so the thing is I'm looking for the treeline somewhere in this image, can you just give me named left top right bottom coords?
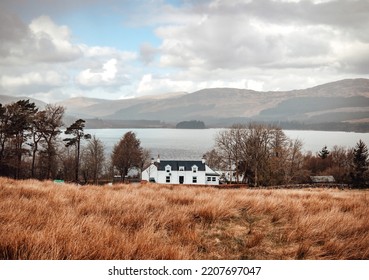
left=0, top=100, right=149, bottom=183
left=1, top=100, right=368, bottom=188
left=272, top=121, right=369, bottom=133
left=0, top=100, right=64, bottom=180
left=204, top=123, right=369, bottom=188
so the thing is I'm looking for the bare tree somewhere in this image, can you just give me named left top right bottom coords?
left=203, top=148, right=224, bottom=170
left=286, top=139, right=305, bottom=183
left=58, top=145, right=76, bottom=181
left=81, top=135, right=105, bottom=184
left=139, top=148, right=152, bottom=171
left=242, top=124, right=272, bottom=186
left=324, top=145, right=352, bottom=183
left=215, top=123, right=304, bottom=186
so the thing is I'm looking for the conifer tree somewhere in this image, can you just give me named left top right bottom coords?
left=63, top=119, right=91, bottom=182
left=351, top=140, right=369, bottom=188
left=318, top=145, right=330, bottom=159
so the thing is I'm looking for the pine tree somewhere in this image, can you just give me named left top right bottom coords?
left=318, top=145, right=330, bottom=159
left=351, top=140, right=369, bottom=188
left=63, top=119, right=91, bottom=182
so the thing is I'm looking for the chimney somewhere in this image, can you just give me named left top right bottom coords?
left=202, top=157, right=206, bottom=164
left=151, top=158, right=154, bottom=164
left=157, top=154, right=160, bottom=163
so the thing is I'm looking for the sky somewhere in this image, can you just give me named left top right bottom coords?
left=1, top=0, right=369, bottom=103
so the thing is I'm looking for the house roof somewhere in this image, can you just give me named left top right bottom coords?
left=310, top=176, right=335, bottom=183
left=206, top=172, right=220, bottom=177
left=156, top=160, right=206, bottom=171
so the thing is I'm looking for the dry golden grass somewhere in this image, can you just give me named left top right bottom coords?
left=0, top=177, right=368, bottom=260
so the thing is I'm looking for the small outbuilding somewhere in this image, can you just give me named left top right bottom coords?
left=310, top=176, right=335, bottom=184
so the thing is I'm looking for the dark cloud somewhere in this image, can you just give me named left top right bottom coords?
left=156, top=0, right=369, bottom=75
left=0, top=7, right=28, bottom=58
left=1, top=0, right=369, bottom=100
left=208, top=0, right=369, bottom=28
left=0, top=7, right=82, bottom=64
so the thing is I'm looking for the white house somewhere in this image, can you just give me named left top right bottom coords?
left=142, top=158, right=220, bottom=185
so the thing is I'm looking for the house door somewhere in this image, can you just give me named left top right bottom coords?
left=179, top=176, right=184, bottom=184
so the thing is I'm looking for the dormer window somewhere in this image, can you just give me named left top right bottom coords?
left=192, top=165, right=198, bottom=173
left=165, top=165, right=171, bottom=173
left=179, top=166, right=185, bottom=171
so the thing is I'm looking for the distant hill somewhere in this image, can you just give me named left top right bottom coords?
left=1, top=79, right=369, bottom=131
left=102, top=79, right=369, bottom=128
left=56, top=92, right=188, bottom=118
left=0, top=95, right=47, bottom=109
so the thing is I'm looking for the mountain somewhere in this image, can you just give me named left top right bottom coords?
left=103, top=78, right=369, bottom=125
left=0, top=95, right=47, bottom=109
left=57, top=92, right=187, bottom=118
left=1, top=79, right=369, bottom=130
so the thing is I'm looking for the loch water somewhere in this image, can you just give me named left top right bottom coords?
left=85, top=128, right=369, bottom=159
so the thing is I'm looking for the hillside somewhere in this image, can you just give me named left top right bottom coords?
left=0, top=178, right=368, bottom=260
left=102, top=79, right=369, bottom=124
left=0, top=95, right=47, bottom=109
left=1, top=78, right=369, bottom=129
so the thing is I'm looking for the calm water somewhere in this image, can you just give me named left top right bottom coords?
left=85, top=128, right=369, bottom=159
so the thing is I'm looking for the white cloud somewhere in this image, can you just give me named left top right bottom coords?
left=81, top=45, right=137, bottom=60
left=28, top=15, right=81, bottom=61
left=76, top=58, right=119, bottom=87
left=137, top=73, right=264, bottom=96
left=0, top=9, right=139, bottom=101
left=137, top=74, right=194, bottom=95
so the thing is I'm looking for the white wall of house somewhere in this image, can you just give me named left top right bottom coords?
left=158, top=169, right=207, bottom=185
left=142, top=164, right=158, bottom=182
left=205, top=165, right=220, bottom=185
left=142, top=162, right=219, bottom=185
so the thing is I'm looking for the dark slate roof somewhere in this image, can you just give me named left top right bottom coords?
left=156, top=160, right=206, bottom=171
left=206, top=172, right=220, bottom=176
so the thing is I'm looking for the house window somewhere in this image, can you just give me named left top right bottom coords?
left=166, top=176, right=170, bottom=183
left=212, top=177, right=216, bottom=181
left=192, top=165, right=198, bottom=173
left=193, top=176, right=197, bottom=183
left=165, top=165, right=171, bottom=173
left=179, top=166, right=185, bottom=171
left=207, top=177, right=211, bottom=181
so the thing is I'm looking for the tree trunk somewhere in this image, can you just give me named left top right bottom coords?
left=31, top=141, right=38, bottom=178
left=75, top=138, right=80, bottom=182
left=254, top=166, right=258, bottom=187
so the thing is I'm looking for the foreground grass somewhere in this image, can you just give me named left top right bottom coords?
left=0, top=178, right=368, bottom=260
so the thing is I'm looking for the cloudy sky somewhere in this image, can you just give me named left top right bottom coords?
left=1, top=0, right=369, bottom=102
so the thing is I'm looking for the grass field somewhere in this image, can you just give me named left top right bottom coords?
left=0, top=177, right=368, bottom=260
